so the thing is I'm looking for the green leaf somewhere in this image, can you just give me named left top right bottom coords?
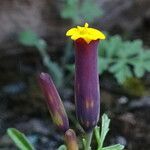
left=61, top=0, right=80, bottom=24
left=143, top=60, right=150, bottom=71
left=134, top=63, right=145, bottom=78
left=19, top=30, right=63, bottom=87
left=102, top=144, right=124, bottom=150
left=99, top=57, right=110, bottom=74
left=121, top=40, right=142, bottom=57
left=106, top=35, right=122, bottom=58
left=100, top=114, right=110, bottom=148
left=142, top=50, right=150, bottom=60
left=114, top=66, right=132, bottom=84
left=57, top=145, right=67, bottom=150
left=7, top=128, right=34, bottom=150
left=98, top=34, right=148, bottom=84
left=79, top=0, right=103, bottom=23
left=109, top=62, right=126, bottom=73
left=109, top=61, right=132, bottom=84
left=45, top=60, right=63, bottom=87
left=99, top=35, right=122, bottom=58
left=61, top=0, right=103, bottom=24
left=19, top=31, right=47, bottom=51
left=19, top=31, right=39, bottom=46
left=94, top=114, right=124, bottom=150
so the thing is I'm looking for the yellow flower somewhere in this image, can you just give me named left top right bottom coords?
left=66, top=23, right=106, bottom=43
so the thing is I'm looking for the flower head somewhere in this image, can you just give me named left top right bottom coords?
left=66, top=23, right=105, bottom=43
left=66, top=23, right=105, bottom=132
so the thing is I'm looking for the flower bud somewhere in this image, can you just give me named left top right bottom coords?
left=65, top=129, right=78, bottom=150
left=38, top=72, right=69, bottom=132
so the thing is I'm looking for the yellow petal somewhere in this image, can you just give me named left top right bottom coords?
left=66, top=23, right=106, bottom=43
left=66, top=28, right=78, bottom=36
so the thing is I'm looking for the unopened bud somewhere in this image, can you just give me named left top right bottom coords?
left=65, top=129, right=78, bottom=150
left=38, top=72, right=69, bottom=132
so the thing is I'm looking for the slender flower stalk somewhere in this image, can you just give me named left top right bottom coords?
left=66, top=23, right=105, bottom=132
left=65, top=129, right=79, bottom=150
left=38, top=72, right=69, bottom=132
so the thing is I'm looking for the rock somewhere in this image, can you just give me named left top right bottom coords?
left=98, top=0, right=150, bottom=32
left=0, top=0, right=49, bottom=44
left=118, top=96, right=128, bottom=105
left=0, top=134, right=16, bottom=150
left=1, top=81, right=27, bottom=95
left=110, top=135, right=127, bottom=147
left=0, top=0, right=150, bottom=50
left=15, top=118, right=51, bottom=135
left=128, top=96, right=150, bottom=110
left=118, top=113, right=136, bottom=126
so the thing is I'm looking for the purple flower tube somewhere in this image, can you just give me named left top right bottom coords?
left=75, top=39, right=100, bottom=131
left=38, top=72, right=69, bottom=133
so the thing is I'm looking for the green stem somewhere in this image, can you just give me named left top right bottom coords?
left=85, top=131, right=93, bottom=150
left=37, top=46, right=63, bottom=87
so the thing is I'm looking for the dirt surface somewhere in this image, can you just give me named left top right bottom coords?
left=0, top=48, right=149, bottom=149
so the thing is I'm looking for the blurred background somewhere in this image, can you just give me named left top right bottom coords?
left=0, top=0, right=150, bottom=149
